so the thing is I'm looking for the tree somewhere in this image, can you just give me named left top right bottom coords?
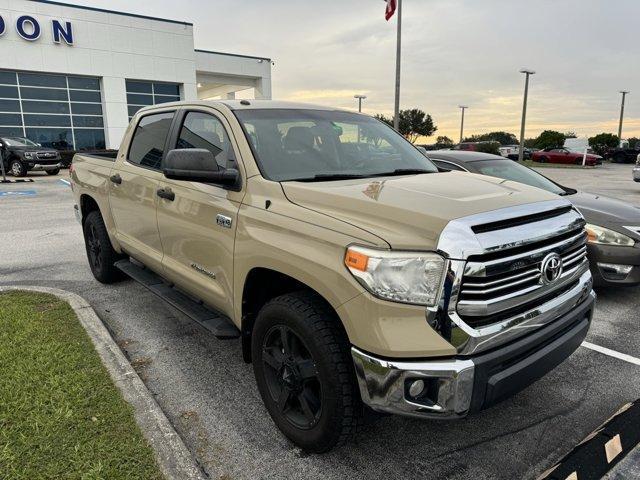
left=588, top=133, right=619, bottom=156
left=463, top=131, right=518, bottom=146
left=564, top=131, right=578, bottom=139
left=397, top=109, right=437, bottom=143
left=373, top=109, right=437, bottom=143
left=534, top=130, right=566, bottom=150
left=627, top=137, right=639, bottom=149
left=436, top=135, right=454, bottom=147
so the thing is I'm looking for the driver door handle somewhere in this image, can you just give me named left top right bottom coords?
left=109, top=173, right=122, bottom=184
left=157, top=187, right=175, bottom=201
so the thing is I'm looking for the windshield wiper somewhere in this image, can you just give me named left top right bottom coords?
left=288, top=173, right=369, bottom=182
left=370, top=168, right=435, bottom=177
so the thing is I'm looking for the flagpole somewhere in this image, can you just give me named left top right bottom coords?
left=393, top=0, right=402, bottom=130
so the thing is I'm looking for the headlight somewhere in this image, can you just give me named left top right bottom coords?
left=585, top=224, right=635, bottom=247
left=344, top=246, right=446, bottom=306
left=23, top=152, right=34, bottom=159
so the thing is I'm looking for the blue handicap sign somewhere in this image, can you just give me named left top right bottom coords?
left=0, top=190, right=37, bottom=197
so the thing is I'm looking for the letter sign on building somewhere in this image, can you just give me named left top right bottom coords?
left=0, top=13, right=73, bottom=45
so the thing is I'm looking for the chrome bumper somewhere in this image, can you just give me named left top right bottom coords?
left=352, top=286, right=595, bottom=419
left=352, top=347, right=475, bottom=419
left=30, top=162, right=61, bottom=171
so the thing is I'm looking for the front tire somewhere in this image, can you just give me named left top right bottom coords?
left=252, top=291, right=363, bottom=453
left=46, top=168, right=60, bottom=175
left=10, top=159, right=26, bottom=177
left=83, top=210, right=123, bottom=283
left=538, top=156, right=548, bottom=163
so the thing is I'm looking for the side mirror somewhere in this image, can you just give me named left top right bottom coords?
left=163, top=148, right=240, bottom=188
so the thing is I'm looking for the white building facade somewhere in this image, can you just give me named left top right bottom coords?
left=0, top=0, right=272, bottom=149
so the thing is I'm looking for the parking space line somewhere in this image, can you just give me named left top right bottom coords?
left=582, top=342, right=640, bottom=367
left=58, top=179, right=71, bottom=187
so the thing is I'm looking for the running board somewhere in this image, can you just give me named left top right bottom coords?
left=114, top=259, right=240, bottom=339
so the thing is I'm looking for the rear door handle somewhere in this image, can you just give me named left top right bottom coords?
left=157, top=187, right=175, bottom=201
left=110, top=173, right=122, bottom=184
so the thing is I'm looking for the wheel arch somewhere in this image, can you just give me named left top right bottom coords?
left=240, top=267, right=347, bottom=363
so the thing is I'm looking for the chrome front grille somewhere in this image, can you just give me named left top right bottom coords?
left=457, top=227, right=588, bottom=328
left=36, top=152, right=57, bottom=159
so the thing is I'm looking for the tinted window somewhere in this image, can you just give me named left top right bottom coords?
left=473, top=159, right=565, bottom=195
left=176, top=112, right=234, bottom=169
left=125, top=80, right=153, bottom=94
left=432, top=159, right=465, bottom=171
left=70, top=90, right=101, bottom=103
left=74, top=129, right=106, bottom=150
left=25, top=128, right=73, bottom=149
left=128, top=112, right=174, bottom=170
left=18, top=72, right=67, bottom=88
left=0, top=85, right=19, bottom=98
left=153, top=83, right=180, bottom=96
left=0, top=71, right=17, bottom=85
left=20, top=87, right=68, bottom=101
left=72, top=116, right=104, bottom=128
left=71, top=103, right=102, bottom=115
left=22, top=101, right=69, bottom=114
left=24, top=114, right=72, bottom=127
left=0, top=113, right=22, bottom=126
left=68, top=77, right=100, bottom=90
left=0, top=127, right=25, bottom=136
left=0, top=99, right=20, bottom=112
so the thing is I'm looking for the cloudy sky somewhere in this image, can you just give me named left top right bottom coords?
left=69, top=0, right=640, bottom=142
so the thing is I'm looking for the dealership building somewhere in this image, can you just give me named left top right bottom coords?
left=0, top=0, right=272, bottom=150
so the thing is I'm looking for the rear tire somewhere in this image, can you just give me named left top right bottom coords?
left=46, top=168, right=60, bottom=175
left=83, top=210, right=123, bottom=284
left=538, top=156, right=548, bottom=163
left=252, top=291, right=363, bottom=453
left=10, top=159, right=26, bottom=177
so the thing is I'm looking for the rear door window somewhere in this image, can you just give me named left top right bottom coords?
left=128, top=111, right=174, bottom=170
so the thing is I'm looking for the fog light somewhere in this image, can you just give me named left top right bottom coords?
left=598, top=262, right=633, bottom=280
left=408, top=379, right=425, bottom=398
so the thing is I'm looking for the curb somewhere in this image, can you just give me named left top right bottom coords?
left=0, top=286, right=207, bottom=480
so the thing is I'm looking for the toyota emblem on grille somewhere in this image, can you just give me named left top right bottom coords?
left=540, top=252, right=563, bottom=284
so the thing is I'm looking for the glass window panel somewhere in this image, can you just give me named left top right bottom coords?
left=0, top=71, right=17, bottom=85
left=128, top=111, right=174, bottom=169
left=71, top=103, right=102, bottom=115
left=154, top=95, right=180, bottom=105
left=22, top=101, right=69, bottom=114
left=24, top=114, right=71, bottom=127
left=0, top=113, right=24, bottom=126
left=74, top=129, right=106, bottom=150
left=68, top=76, right=100, bottom=90
left=0, top=85, right=19, bottom=98
left=25, top=128, right=73, bottom=149
left=20, top=86, right=68, bottom=101
left=0, top=126, right=24, bottom=136
left=128, top=105, right=143, bottom=117
left=19, top=72, right=67, bottom=88
left=127, top=93, right=154, bottom=106
left=72, top=116, right=103, bottom=128
left=0, top=99, right=21, bottom=112
left=70, top=89, right=101, bottom=103
left=153, top=83, right=180, bottom=96
left=126, top=80, right=152, bottom=94
left=176, top=111, right=234, bottom=169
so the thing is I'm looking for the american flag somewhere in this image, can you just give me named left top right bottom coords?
left=385, top=0, right=397, bottom=20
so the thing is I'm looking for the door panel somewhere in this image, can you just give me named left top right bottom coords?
left=109, top=161, right=164, bottom=272
left=157, top=181, right=240, bottom=317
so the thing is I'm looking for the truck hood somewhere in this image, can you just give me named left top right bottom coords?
left=281, top=172, right=564, bottom=249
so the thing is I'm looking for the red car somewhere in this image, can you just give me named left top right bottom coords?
left=531, top=147, right=602, bottom=166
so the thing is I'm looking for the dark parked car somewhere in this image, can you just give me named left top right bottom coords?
left=427, top=150, right=640, bottom=286
left=531, top=147, right=602, bottom=166
left=0, top=136, right=62, bottom=177
left=605, top=146, right=640, bottom=164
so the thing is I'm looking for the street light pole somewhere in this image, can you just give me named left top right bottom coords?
left=458, top=106, right=468, bottom=143
left=618, top=91, right=629, bottom=141
left=354, top=94, right=367, bottom=113
left=393, top=0, right=402, bottom=130
left=518, top=69, right=535, bottom=162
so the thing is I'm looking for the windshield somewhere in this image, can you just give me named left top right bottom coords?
left=1, top=137, right=39, bottom=147
left=234, top=109, right=438, bottom=181
left=472, top=159, right=566, bottom=195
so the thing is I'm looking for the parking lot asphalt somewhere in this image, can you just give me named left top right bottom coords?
left=1, top=165, right=639, bottom=480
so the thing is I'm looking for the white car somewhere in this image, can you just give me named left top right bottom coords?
left=633, top=154, right=640, bottom=182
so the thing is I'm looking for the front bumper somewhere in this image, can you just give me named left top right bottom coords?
left=27, top=162, right=61, bottom=171
left=352, top=290, right=595, bottom=419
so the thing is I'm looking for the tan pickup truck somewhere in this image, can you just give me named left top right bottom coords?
left=71, top=100, right=595, bottom=452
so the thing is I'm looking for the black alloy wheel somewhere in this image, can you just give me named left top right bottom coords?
left=261, top=324, right=322, bottom=429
